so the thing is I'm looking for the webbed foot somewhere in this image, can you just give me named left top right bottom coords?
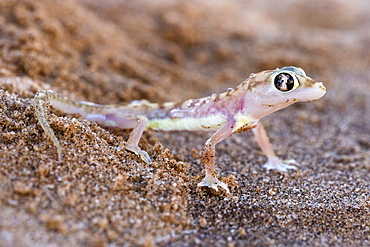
left=263, top=157, right=298, bottom=172
left=197, top=173, right=230, bottom=194
left=119, top=145, right=151, bottom=164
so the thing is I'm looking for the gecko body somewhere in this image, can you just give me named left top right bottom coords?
left=34, top=66, right=326, bottom=193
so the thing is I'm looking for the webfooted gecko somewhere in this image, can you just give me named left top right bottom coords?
left=34, top=66, right=326, bottom=193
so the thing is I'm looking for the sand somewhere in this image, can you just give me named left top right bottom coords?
left=0, top=0, right=369, bottom=246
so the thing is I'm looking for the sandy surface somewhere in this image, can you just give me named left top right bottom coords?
left=0, top=0, right=369, bottom=246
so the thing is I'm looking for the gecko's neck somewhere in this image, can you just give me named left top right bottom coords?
left=242, top=92, right=295, bottom=120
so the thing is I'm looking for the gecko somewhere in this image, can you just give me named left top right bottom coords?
left=34, top=66, right=326, bottom=193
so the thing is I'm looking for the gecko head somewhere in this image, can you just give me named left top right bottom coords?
left=247, top=66, right=326, bottom=112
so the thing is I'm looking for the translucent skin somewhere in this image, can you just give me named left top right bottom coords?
left=34, top=66, right=326, bottom=193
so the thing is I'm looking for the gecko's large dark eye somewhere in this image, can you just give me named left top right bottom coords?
left=274, top=73, right=295, bottom=92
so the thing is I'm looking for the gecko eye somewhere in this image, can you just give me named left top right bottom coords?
left=274, top=73, right=295, bottom=92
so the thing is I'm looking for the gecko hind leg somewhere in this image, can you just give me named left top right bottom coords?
left=34, top=90, right=151, bottom=164
left=111, top=114, right=151, bottom=164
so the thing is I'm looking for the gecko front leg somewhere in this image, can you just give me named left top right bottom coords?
left=252, top=122, right=297, bottom=171
left=197, top=117, right=236, bottom=193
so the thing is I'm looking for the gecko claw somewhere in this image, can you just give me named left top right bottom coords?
left=198, top=173, right=230, bottom=194
left=121, top=145, right=151, bottom=164
left=263, top=158, right=298, bottom=172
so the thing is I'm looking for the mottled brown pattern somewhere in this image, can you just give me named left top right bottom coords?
left=247, top=79, right=268, bottom=91
left=234, top=124, right=255, bottom=133
left=301, top=77, right=319, bottom=88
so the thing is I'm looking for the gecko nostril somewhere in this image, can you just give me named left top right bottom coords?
left=318, top=82, right=326, bottom=91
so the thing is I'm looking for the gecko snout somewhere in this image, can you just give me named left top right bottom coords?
left=318, top=82, right=326, bottom=91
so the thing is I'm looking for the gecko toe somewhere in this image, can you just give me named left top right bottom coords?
left=263, top=158, right=298, bottom=172
left=122, top=145, right=151, bottom=164
left=198, top=174, right=230, bottom=194
left=139, top=150, right=151, bottom=164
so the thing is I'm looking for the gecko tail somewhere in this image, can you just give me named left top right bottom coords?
left=34, top=90, right=63, bottom=162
